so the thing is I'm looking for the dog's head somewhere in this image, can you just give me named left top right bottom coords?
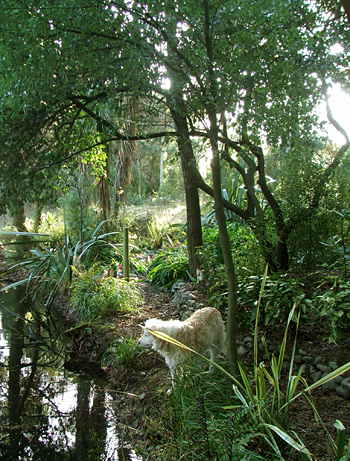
left=138, top=318, right=180, bottom=353
left=138, top=319, right=164, bottom=349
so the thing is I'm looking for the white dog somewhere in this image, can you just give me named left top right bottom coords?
left=138, top=307, right=226, bottom=386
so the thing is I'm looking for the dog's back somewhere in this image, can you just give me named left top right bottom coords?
left=183, top=307, right=226, bottom=354
left=139, top=307, right=226, bottom=385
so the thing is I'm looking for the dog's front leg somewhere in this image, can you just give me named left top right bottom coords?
left=166, top=368, right=176, bottom=395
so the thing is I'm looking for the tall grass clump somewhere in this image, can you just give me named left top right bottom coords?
left=101, top=337, right=143, bottom=368
left=165, top=363, right=263, bottom=460
left=69, top=264, right=141, bottom=322
left=148, top=246, right=189, bottom=287
left=2, top=221, right=124, bottom=305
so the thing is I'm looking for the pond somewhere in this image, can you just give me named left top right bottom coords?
left=0, top=286, right=142, bottom=460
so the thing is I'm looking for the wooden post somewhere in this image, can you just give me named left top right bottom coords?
left=123, top=227, right=130, bottom=281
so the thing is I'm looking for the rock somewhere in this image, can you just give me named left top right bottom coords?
left=294, top=354, right=303, bottom=364
left=336, top=386, right=350, bottom=399
left=238, top=346, right=248, bottom=357
left=314, top=356, right=323, bottom=365
left=243, top=336, right=253, bottom=343
left=311, top=371, right=323, bottom=382
left=322, top=372, right=337, bottom=389
left=316, top=364, right=332, bottom=373
left=341, top=377, right=350, bottom=391
left=302, top=356, right=314, bottom=364
left=298, top=349, right=307, bottom=356
left=335, top=376, right=344, bottom=384
left=328, top=361, right=339, bottom=371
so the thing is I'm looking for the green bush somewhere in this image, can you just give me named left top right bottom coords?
left=198, top=223, right=265, bottom=312
left=148, top=246, right=189, bottom=287
left=101, top=337, right=142, bottom=368
left=237, top=274, right=306, bottom=327
left=37, top=210, right=65, bottom=247
left=236, top=270, right=350, bottom=340
left=69, top=264, right=141, bottom=322
left=311, top=274, right=350, bottom=343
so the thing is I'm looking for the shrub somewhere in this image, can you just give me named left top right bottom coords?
left=69, top=264, right=141, bottom=322
left=148, top=246, right=189, bottom=287
left=237, top=274, right=306, bottom=327
left=37, top=210, right=65, bottom=247
left=312, top=273, right=350, bottom=343
left=101, top=337, right=142, bottom=368
left=198, top=223, right=265, bottom=312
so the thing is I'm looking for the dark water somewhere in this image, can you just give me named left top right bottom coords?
left=0, top=287, right=141, bottom=460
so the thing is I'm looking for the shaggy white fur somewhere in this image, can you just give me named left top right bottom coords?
left=138, top=307, right=226, bottom=386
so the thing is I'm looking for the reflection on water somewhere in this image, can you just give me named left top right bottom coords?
left=0, top=287, right=141, bottom=460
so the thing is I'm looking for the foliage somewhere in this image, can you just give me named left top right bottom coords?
left=1, top=221, right=124, bottom=307
left=312, top=273, right=350, bottom=343
left=101, top=336, right=142, bottom=368
left=148, top=246, right=190, bottom=287
left=334, top=420, right=350, bottom=461
left=37, top=210, right=65, bottom=246
left=59, top=188, right=104, bottom=245
left=167, top=364, right=260, bottom=460
left=69, top=264, right=141, bottom=322
left=146, top=217, right=185, bottom=250
left=235, top=269, right=350, bottom=341
left=197, top=223, right=265, bottom=312
left=1, top=0, right=349, bottom=278
left=237, top=274, right=306, bottom=327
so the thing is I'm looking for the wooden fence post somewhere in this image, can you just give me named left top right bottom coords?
left=123, top=227, right=130, bottom=281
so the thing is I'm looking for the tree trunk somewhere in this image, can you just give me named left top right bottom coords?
left=33, top=201, right=43, bottom=232
left=211, top=141, right=240, bottom=378
left=202, top=0, right=240, bottom=376
left=180, top=153, right=203, bottom=278
left=11, top=202, right=28, bottom=232
left=171, top=108, right=203, bottom=278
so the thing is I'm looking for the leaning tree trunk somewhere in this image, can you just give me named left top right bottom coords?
left=171, top=108, right=203, bottom=278
left=203, top=0, right=239, bottom=376
left=211, top=138, right=240, bottom=378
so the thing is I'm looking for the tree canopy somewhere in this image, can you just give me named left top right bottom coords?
left=1, top=0, right=349, bottom=261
